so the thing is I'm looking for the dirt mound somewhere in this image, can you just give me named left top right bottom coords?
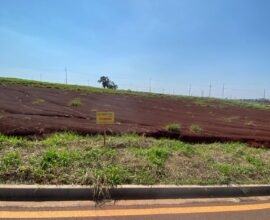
left=1, top=83, right=270, bottom=147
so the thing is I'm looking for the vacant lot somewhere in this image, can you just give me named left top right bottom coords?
left=0, top=78, right=270, bottom=147
left=0, top=133, right=269, bottom=185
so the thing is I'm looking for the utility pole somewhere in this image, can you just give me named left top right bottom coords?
left=65, top=67, right=68, bottom=84
left=149, top=78, right=152, bottom=93
left=222, top=83, right=225, bottom=99
left=209, top=82, right=212, bottom=97
left=189, top=84, right=191, bottom=96
left=201, top=90, right=204, bottom=97
left=40, top=73, right=42, bottom=81
left=263, top=89, right=266, bottom=100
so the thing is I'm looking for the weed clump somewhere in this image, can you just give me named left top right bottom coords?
left=68, top=98, right=82, bottom=107
left=164, top=123, right=181, bottom=133
left=190, top=124, right=203, bottom=134
left=0, top=151, right=21, bottom=172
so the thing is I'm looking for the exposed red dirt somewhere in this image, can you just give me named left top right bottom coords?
left=1, top=84, right=270, bottom=147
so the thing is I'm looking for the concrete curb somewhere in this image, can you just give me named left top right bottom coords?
left=0, top=185, right=270, bottom=201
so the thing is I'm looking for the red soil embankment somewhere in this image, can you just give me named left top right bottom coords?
left=0, top=84, right=270, bottom=147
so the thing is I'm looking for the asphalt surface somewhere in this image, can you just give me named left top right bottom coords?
left=1, top=198, right=270, bottom=219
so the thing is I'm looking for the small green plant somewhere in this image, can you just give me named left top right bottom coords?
left=146, top=147, right=169, bottom=167
left=190, top=124, right=203, bottom=134
left=68, top=98, right=81, bottom=107
left=164, top=123, right=181, bottom=133
left=0, top=151, right=21, bottom=172
left=215, top=163, right=234, bottom=176
left=181, top=144, right=196, bottom=158
left=85, top=148, right=116, bottom=161
left=94, top=165, right=128, bottom=185
left=245, top=156, right=264, bottom=167
left=40, top=147, right=81, bottom=171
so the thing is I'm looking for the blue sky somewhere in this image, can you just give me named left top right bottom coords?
left=0, top=0, right=270, bottom=99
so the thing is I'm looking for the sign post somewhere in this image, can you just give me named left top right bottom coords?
left=96, top=112, right=115, bottom=147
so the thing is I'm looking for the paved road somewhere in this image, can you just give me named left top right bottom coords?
left=1, top=198, right=270, bottom=219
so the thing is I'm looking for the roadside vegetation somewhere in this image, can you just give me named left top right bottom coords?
left=0, top=132, right=269, bottom=186
left=1, top=77, right=269, bottom=111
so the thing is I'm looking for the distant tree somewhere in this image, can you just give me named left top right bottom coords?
left=98, top=76, right=110, bottom=88
left=98, top=76, right=118, bottom=90
left=107, top=81, right=118, bottom=89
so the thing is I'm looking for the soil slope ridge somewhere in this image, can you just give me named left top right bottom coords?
left=0, top=81, right=270, bottom=147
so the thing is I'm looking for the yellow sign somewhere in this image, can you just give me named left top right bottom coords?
left=96, top=112, right=115, bottom=125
